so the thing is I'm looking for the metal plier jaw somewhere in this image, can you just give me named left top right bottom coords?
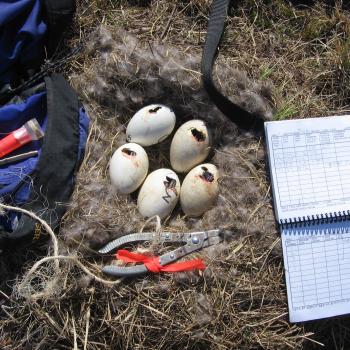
left=98, top=229, right=223, bottom=277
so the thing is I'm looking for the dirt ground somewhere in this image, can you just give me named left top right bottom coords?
left=1, top=0, right=350, bottom=349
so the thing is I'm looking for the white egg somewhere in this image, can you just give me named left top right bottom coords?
left=180, top=163, right=219, bottom=217
left=170, top=119, right=211, bottom=173
left=109, top=143, right=149, bottom=194
left=137, top=168, right=180, bottom=219
left=126, top=104, right=176, bottom=146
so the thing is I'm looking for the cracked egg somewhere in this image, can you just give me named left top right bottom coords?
left=170, top=119, right=211, bottom=173
left=109, top=143, right=149, bottom=194
left=180, top=163, right=219, bottom=217
left=137, top=168, right=180, bottom=219
left=126, top=104, right=176, bottom=146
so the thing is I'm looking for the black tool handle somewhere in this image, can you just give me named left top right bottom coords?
left=102, top=265, right=148, bottom=277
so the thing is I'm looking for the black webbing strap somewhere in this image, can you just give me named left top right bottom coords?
left=7, top=73, right=79, bottom=240
left=43, top=0, right=76, bottom=57
left=201, top=0, right=264, bottom=130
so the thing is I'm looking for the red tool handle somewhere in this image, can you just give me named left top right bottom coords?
left=0, top=119, right=43, bottom=159
left=116, top=249, right=206, bottom=273
left=0, top=133, right=24, bottom=158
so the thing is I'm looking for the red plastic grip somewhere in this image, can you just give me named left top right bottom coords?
left=0, top=133, right=23, bottom=158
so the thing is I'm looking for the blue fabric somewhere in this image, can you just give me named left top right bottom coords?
left=0, top=91, right=46, bottom=133
left=0, top=92, right=89, bottom=231
left=0, top=92, right=46, bottom=230
left=0, top=0, right=47, bottom=86
left=78, top=106, right=89, bottom=171
left=0, top=92, right=46, bottom=195
left=0, top=1, right=86, bottom=233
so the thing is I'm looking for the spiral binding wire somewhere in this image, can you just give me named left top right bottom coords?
left=280, top=210, right=350, bottom=229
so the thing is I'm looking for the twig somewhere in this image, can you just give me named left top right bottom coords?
left=161, top=5, right=177, bottom=41
left=72, top=317, right=78, bottom=350
left=84, top=297, right=92, bottom=350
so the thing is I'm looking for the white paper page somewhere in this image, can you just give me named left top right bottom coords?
left=282, top=221, right=350, bottom=322
left=265, top=115, right=350, bottom=222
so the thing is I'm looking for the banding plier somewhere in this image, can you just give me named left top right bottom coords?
left=98, top=229, right=223, bottom=277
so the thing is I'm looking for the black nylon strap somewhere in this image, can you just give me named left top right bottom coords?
left=201, top=0, right=264, bottom=130
left=8, top=73, right=79, bottom=240
left=43, top=0, right=76, bottom=57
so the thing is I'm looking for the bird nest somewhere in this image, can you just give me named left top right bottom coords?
left=2, top=1, right=350, bottom=349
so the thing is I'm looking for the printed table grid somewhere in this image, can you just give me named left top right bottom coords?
left=267, top=118, right=350, bottom=321
left=272, top=134, right=350, bottom=211
left=285, top=233, right=350, bottom=310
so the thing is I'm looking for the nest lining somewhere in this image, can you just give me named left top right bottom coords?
left=5, top=0, right=350, bottom=345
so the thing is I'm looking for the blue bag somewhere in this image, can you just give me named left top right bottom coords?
left=0, top=0, right=75, bottom=95
left=0, top=0, right=46, bottom=90
left=0, top=75, right=89, bottom=241
left=0, top=0, right=88, bottom=246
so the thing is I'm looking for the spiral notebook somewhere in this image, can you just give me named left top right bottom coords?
left=265, top=115, right=350, bottom=322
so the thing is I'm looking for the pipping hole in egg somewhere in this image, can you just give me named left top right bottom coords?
left=164, top=176, right=177, bottom=190
left=122, top=148, right=137, bottom=156
left=200, top=167, right=214, bottom=182
left=162, top=176, right=178, bottom=203
left=149, top=106, right=162, bottom=113
left=191, top=128, right=206, bottom=142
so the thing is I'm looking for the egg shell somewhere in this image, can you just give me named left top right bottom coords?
left=109, top=143, right=149, bottom=194
left=137, top=168, right=180, bottom=219
left=180, top=163, right=219, bottom=217
left=170, top=119, right=211, bottom=173
left=126, top=104, right=176, bottom=146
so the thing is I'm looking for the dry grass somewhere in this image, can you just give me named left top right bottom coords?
left=1, top=0, right=350, bottom=349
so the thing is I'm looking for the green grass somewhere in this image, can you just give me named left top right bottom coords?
left=274, top=103, right=299, bottom=120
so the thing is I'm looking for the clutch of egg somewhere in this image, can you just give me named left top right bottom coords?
left=170, top=119, right=211, bottom=173
left=126, top=104, right=176, bottom=146
left=180, top=163, right=219, bottom=217
left=109, top=143, right=149, bottom=194
left=138, top=168, right=180, bottom=219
